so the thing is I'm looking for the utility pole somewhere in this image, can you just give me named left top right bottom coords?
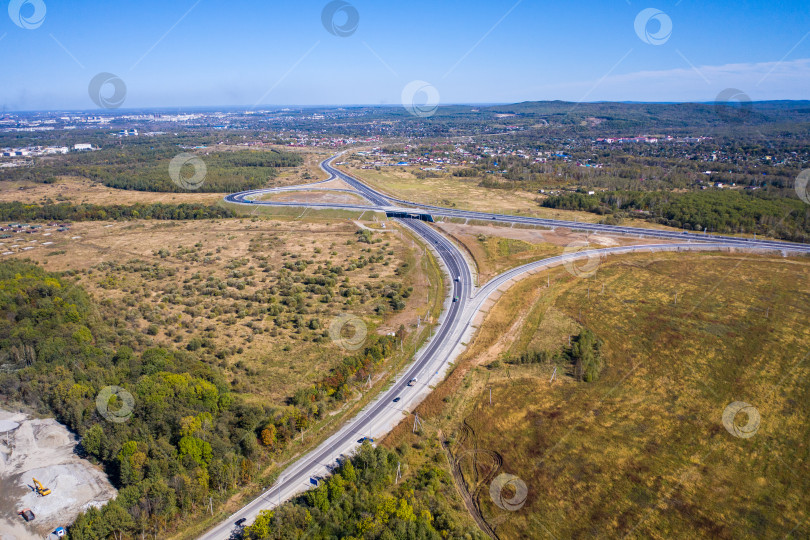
left=395, top=463, right=401, bottom=484
left=489, top=387, right=492, bottom=405
left=550, top=366, right=557, bottom=383
left=413, top=414, right=423, bottom=433
left=674, top=292, right=678, bottom=305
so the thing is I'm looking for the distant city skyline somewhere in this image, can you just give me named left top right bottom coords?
left=0, top=0, right=808, bottom=111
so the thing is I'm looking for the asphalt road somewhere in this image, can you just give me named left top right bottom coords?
left=227, top=155, right=810, bottom=255
left=202, top=154, right=810, bottom=539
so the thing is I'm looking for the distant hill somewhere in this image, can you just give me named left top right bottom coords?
left=477, top=100, right=810, bottom=133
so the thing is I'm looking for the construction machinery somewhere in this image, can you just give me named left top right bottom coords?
left=33, top=477, right=51, bottom=496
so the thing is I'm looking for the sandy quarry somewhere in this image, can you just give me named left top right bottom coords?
left=0, top=409, right=117, bottom=540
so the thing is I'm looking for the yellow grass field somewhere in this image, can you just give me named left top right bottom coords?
left=386, top=250, right=810, bottom=539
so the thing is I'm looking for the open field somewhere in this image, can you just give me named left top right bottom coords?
left=340, top=163, right=688, bottom=231
left=342, top=164, right=569, bottom=218
left=0, top=176, right=224, bottom=206
left=6, top=217, right=429, bottom=404
left=223, top=202, right=386, bottom=221
left=435, top=221, right=672, bottom=283
left=385, top=251, right=810, bottom=539
left=258, top=190, right=370, bottom=206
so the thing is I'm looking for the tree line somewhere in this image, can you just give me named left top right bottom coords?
left=243, top=442, right=487, bottom=539
left=541, top=189, right=810, bottom=242
left=507, top=328, right=604, bottom=382
left=0, top=201, right=234, bottom=222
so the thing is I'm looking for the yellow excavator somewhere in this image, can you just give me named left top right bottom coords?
left=32, top=478, right=51, bottom=497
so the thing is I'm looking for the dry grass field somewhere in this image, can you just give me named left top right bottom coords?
left=6, top=217, right=434, bottom=406
left=340, top=162, right=687, bottom=234
left=385, top=249, right=810, bottom=539
left=435, top=221, right=673, bottom=283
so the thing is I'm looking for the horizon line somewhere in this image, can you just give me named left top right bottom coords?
left=5, top=98, right=810, bottom=115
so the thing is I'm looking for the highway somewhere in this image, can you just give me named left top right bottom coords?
left=202, top=154, right=810, bottom=539
left=228, top=155, right=810, bottom=254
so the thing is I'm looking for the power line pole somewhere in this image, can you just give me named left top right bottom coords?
left=412, top=414, right=424, bottom=433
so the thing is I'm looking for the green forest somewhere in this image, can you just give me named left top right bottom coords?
left=1, top=143, right=302, bottom=193
left=243, top=442, right=486, bottom=539
left=541, top=189, right=810, bottom=242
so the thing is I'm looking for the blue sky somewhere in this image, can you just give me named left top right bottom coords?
left=1, top=0, right=808, bottom=110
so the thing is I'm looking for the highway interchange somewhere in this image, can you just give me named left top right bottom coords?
left=203, top=154, right=810, bottom=539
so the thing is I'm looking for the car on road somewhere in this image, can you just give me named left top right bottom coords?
left=453, top=296, right=458, bottom=302
left=407, top=378, right=417, bottom=386
left=454, top=276, right=460, bottom=281
left=235, top=518, right=247, bottom=527
left=393, top=397, right=401, bottom=403
left=357, top=437, right=374, bottom=444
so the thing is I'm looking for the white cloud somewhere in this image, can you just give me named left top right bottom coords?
left=519, top=58, right=810, bottom=102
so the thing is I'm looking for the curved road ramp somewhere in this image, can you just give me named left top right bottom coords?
left=200, top=155, right=810, bottom=539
